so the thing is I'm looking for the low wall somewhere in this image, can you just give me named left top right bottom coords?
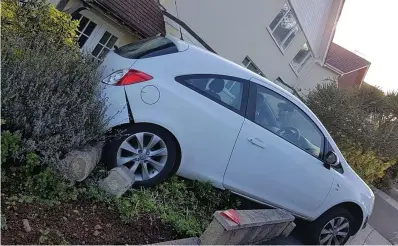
left=157, top=208, right=296, bottom=245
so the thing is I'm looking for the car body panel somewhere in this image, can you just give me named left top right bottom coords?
left=101, top=84, right=129, bottom=128
left=223, top=118, right=334, bottom=218
left=100, top=35, right=374, bottom=226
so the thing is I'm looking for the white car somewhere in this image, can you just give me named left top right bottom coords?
left=100, top=35, right=374, bottom=245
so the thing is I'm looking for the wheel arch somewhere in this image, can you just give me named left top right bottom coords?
left=109, top=122, right=182, bottom=175
left=323, top=202, right=364, bottom=235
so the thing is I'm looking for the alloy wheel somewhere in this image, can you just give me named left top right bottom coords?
left=319, top=217, right=350, bottom=245
left=116, top=132, right=168, bottom=181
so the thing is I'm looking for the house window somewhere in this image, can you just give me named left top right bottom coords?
left=72, top=13, right=97, bottom=48
left=242, top=56, right=265, bottom=77
left=268, top=3, right=300, bottom=51
left=91, top=31, right=118, bottom=60
left=290, top=43, right=312, bottom=74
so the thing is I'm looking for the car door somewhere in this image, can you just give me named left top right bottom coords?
left=164, top=75, right=249, bottom=187
left=223, top=80, right=334, bottom=217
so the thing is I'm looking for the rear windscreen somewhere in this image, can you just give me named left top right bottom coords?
left=115, top=36, right=178, bottom=59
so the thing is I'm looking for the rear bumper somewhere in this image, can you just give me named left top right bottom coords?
left=100, top=83, right=130, bottom=129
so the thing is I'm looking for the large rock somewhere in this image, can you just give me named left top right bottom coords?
left=98, top=166, right=135, bottom=197
left=60, top=142, right=103, bottom=182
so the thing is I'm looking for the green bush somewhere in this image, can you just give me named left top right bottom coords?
left=1, top=130, right=21, bottom=164
left=341, top=143, right=394, bottom=184
left=1, top=0, right=107, bottom=168
left=306, top=83, right=398, bottom=186
left=20, top=153, right=80, bottom=202
left=1, top=0, right=79, bottom=47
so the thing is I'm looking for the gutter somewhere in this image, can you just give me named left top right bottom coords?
left=324, top=63, right=344, bottom=75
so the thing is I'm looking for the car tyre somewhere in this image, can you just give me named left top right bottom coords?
left=306, top=207, right=354, bottom=245
left=102, top=123, right=178, bottom=187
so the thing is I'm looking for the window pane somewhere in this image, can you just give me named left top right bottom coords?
left=91, top=44, right=103, bottom=57
left=179, top=76, right=244, bottom=111
left=78, top=16, right=89, bottom=32
left=247, top=63, right=259, bottom=73
left=225, top=80, right=234, bottom=89
left=298, top=54, right=312, bottom=72
left=77, top=35, right=88, bottom=48
left=272, top=10, right=298, bottom=47
left=99, top=31, right=111, bottom=45
left=282, top=26, right=299, bottom=49
left=71, top=12, right=81, bottom=21
left=84, top=21, right=97, bottom=36
left=269, top=3, right=289, bottom=31
left=116, top=37, right=178, bottom=59
left=186, top=78, right=212, bottom=91
left=294, top=43, right=310, bottom=63
left=106, top=36, right=118, bottom=48
left=242, top=57, right=250, bottom=66
left=291, top=43, right=311, bottom=73
left=254, top=85, right=323, bottom=157
left=99, top=48, right=110, bottom=60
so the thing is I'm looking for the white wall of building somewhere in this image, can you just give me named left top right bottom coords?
left=298, top=63, right=339, bottom=94
left=160, top=0, right=338, bottom=95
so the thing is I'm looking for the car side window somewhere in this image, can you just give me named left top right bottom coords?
left=175, top=75, right=248, bottom=114
left=251, top=84, right=324, bottom=158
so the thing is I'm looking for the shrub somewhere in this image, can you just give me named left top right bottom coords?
left=306, top=83, right=398, bottom=185
left=340, top=143, right=394, bottom=184
left=1, top=1, right=107, bottom=168
left=1, top=0, right=79, bottom=47
left=1, top=130, right=21, bottom=164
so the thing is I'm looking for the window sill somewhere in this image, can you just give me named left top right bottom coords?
left=289, top=63, right=300, bottom=78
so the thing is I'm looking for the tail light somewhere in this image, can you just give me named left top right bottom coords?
left=102, top=69, right=153, bottom=86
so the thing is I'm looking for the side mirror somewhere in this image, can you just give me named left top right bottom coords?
left=324, top=151, right=340, bottom=168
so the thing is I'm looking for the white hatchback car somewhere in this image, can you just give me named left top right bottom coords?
left=100, top=35, right=374, bottom=245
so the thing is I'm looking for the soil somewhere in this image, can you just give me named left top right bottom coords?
left=1, top=193, right=179, bottom=245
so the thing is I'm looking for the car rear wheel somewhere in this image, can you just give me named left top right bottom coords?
left=306, top=207, right=353, bottom=245
left=103, top=124, right=178, bottom=187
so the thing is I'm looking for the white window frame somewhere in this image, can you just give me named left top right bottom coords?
left=267, top=2, right=301, bottom=53
left=91, top=31, right=118, bottom=61
left=73, top=11, right=123, bottom=58
left=242, top=56, right=265, bottom=77
left=290, top=43, right=313, bottom=75
left=74, top=14, right=98, bottom=49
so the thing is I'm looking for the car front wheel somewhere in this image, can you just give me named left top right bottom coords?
left=103, top=124, right=178, bottom=187
left=306, top=207, right=354, bottom=245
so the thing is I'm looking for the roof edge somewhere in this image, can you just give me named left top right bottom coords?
left=324, top=63, right=344, bottom=75
left=319, top=0, right=345, bottom=64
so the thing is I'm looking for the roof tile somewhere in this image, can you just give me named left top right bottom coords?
left=95, top=0, right=165, bottom=38
left=325, top=42, right=370, bottom=74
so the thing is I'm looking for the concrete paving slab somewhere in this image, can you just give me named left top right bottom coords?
left=369, top=188, right=398, bottom=245
left=365, top=229, right=393, bottom=245
left=348, top=225, right=374, bottom=245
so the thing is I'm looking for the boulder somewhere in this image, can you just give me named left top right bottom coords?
left=60, top=142, right=103, bottom=182
left=99, top=166, right=135, bottom=197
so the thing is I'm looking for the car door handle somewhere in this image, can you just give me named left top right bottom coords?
left=248, top=137, right=266, bottom=149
